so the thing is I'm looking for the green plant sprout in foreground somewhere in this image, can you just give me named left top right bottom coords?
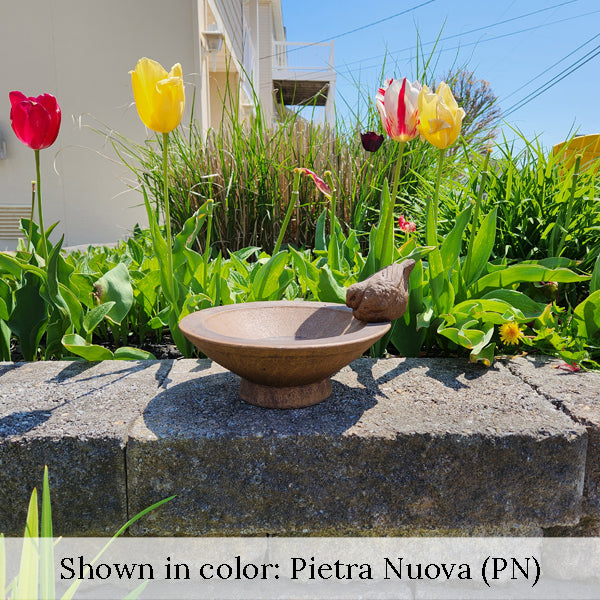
left=0, top=467, right=173, bottom=600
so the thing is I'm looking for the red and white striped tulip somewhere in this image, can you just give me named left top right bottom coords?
left=376, top=78, right=421, bottom=143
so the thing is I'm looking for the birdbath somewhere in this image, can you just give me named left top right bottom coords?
left=179, top=261, right=415, bottom=409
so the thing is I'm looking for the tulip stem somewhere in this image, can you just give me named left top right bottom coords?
left=28, top=181, right=36, bottom=253
left=162, top=132, right=176, bottom=303
left=390, top=141, right=406, bottom=203
left=34, top=150, right=48, bottom=263
left=323, top=171, right=337, bottom=237
left=464, top=149, right=491, bottom=281
left=274, top=169, right=301, bottom=255
left=427, top=148, right=445, bottom=247
left=203, top=198, right=214, bottom=289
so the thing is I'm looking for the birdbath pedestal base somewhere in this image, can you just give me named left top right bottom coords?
left=239, top=377, right=332, bottom=409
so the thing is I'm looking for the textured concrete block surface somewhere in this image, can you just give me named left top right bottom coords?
left=0, top=360, right=170, bottom=535
left=506, top=356, right=600, bottom=519
left=127, top=358, right=586, bottom=535
left=0, top=356, right=592, bottom=536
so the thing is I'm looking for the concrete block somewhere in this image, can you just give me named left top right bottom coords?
left=127, top=358, right=586, bottom=535
left=506, top=355, right=600, bottom=518
left=0, top=360, right=169, bottom=535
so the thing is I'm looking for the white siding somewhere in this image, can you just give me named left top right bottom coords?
left=0, top=0, right=201, bottom=249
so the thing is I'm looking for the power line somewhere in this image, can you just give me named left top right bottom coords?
left=265, top=0, right=439, bottom=60
left=335, top=7, right=600, bottom=79
left=500, top=31, right=600, bottom=103
left=336, top=0, right=581, bottom=75
left=312, top=0, right=439, bottom=44
left=502, top=42, right=600, bottom=119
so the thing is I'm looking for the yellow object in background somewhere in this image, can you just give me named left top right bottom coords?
left=552, top=134, right=600, bottom=173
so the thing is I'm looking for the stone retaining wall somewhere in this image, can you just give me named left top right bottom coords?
left=1, top=356, right=598, bottom=536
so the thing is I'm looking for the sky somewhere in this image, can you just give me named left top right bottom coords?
left=281, top=0, right=600, bottom=150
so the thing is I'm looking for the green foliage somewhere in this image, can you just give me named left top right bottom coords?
left=434, top=133, right=600, bottom=274
left=1, top=466, right=173, bottom=600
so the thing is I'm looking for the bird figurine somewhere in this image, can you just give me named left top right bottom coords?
left=345, top=260, right=416, bottom=323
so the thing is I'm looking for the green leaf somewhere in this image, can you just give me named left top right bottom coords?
left=327, top=226, right=342, bottom=273
left=390, top=316, right=426, bottom=357
left=0, top=320, right=10, bottom=361
left=573, top=289, right=600, bottom=339
left=0, top=297, right=8, bottom=322
left=359, top=179, right=395, bottom=280
left=40, top=466, right=54, bottom=600
left=0, top=534, right=5, bottom=600
left=173, top=204, right=209, bottom=269
left=83, top=302, right=116, bottom=336
left=471, top=264, right=589, bottom=297
left=0, top=251, right=45, bottom=279
left=374, top=179, right=395, bottom=270
left=228, top=252, right=250, bottom=280
left=113, top=347, right=157, bottom=360
left=424, top=194, right=437, bottom=248
left=441, top=204, right=472, bottom=271
left=8, top=272, right=47, bottom=361
left=45, top=307, right=69, bottom=360
left=428, top=248, right=455, bottom=314
left=149, top=306, right=171, bottom=329
left=142, top=186, right=176, bottom=305
left=136, top=269, right=161, bottom=312
left=127, top=237, right=145, bottom=265
left=591, top=254, right=600, bottom=294
left=94, top=263, right=134, bottom=325
left=58, top=283, right=84, bottom=335
left=463, top=208, right=497, bottom=287
left=252, top=251, right=289, bottom=300
left=68, top=273, right=96, bottom=307
left=481, top=289, right=546, bottom=320
left=44, top=235, right=70, bottom=317
left=16, top=489, right=38, bottom=600
left=470, top=341, right=496, bottom=366
left=62, top=333, right=114, bottom=361
left=316, top=265, right=346, bottom=303
left=315, top=210, right=327, bottom=251
left=289, top=247, right=319, bottom=297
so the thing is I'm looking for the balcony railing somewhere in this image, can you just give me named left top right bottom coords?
left=272, top=41, right=335, bottom=80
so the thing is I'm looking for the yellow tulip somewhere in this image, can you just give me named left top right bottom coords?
left=417, top=82, right=465, bottom=149
left=131, top=57, right=185, bottom=133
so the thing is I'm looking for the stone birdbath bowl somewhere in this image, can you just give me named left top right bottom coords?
left=179, top=261, right=415, bottom=409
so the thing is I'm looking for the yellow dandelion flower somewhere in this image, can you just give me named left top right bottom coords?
left=499, top=322, right=524, bottom=346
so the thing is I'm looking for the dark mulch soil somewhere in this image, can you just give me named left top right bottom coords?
left=9, top=334, right=184, bottom=362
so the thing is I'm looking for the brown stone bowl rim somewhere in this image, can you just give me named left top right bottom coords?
left=179, top=300, right=391, bottom=350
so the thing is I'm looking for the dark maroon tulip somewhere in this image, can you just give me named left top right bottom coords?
left=361, top=131, right=384, bottom=152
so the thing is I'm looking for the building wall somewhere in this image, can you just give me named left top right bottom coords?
left=0, top=0, right=201, bottom=250
left=257, top=0, right=275, bottom=124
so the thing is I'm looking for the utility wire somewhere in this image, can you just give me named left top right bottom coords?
left=263, top=0, right=439, bottom=60
left=502, top=42, right=600, bottom=119
left=335, top=7, right=600, bottom=78
left=312, top=0, right=439, bottom=44
left=500, top=31, right=600, bottom=103
left=336, top=0, right=581, bottom=73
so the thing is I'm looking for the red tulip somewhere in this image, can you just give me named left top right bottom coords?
left=9, top=91, right=61, bottom=150
left=398, top=214, right=416, bottom=233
